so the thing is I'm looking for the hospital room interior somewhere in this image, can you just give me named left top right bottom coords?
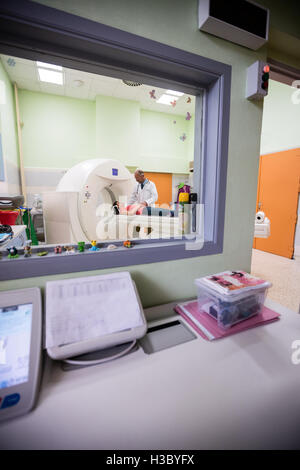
left=0, top=0, right=300, bottom=452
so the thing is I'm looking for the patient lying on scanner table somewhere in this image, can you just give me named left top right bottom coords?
left=112, top=201, right=176, bottom=217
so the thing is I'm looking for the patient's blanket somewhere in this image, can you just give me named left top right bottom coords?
left=124, top=205, right=176, bottom=217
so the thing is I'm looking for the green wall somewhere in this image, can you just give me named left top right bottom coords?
left=140, top=109, right=192, bottom=173
left=0, top=60, right=19, bottom=169
left=19, top=90, right=96, bottom=168
left=96, top=95, right=192, bottom=172
left=1, top=0, right=269, bottom=309
left=260, top=79, right=300, bottom=155
left=96, top=95, right=140, bottom=167
left=19, top=90, right=192, bottom=174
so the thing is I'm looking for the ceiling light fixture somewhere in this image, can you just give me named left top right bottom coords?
left=38, top=68, right=64, bottom=85
left=166, top=90, right=184, bottom=96
left=156, top=94, right=179, bottom=105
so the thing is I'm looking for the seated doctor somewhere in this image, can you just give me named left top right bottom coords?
left=112, top=170, right=175, bottom=217
left=129, top=169, right=158, bottom=207
left=112, top=169, right=158, bottom=216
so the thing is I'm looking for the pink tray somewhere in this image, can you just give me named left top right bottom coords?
left=174, top=300, right=280, bottom=341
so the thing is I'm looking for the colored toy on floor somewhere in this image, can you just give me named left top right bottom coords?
left=78, top=241, right=85, bottom=252
left=24, top=240, right=32, bottom=258
left=7, top=246, right=19, bottom=259
left=123, top=240, right=133, bottom=248
left=37, top=251, right=48, bottom=256
left=64, top=246, right=75, bottom=254
left=54, top=245, right=62, bottom=254
left=89, top=240, right=100, bottom=251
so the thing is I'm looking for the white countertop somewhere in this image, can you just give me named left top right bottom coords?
left=0, top=298, right=300, bottom=450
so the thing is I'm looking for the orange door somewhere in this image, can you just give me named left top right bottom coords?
left=144, top=172, right=172, bottom=207
left=254, top=148, right=300, bottom=258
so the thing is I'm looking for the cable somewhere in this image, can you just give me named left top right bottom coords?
left=62, top=340, right=137, bottom=367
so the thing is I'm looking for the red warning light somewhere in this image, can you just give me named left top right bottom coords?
left=263, top=65, right=270, bottom=73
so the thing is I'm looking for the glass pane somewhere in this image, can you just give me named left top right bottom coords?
left=0, top=54, right=203, bottom=251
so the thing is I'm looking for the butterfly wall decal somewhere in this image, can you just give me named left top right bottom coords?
left=186, top=112, right=192, bottom=121
left=170, top=100, right=177, bottom=107
left=187, top=97, right=191, bottom=103
left=179, top=133, right=187, bottom=141
left=149, top=89, right=156, bottom=99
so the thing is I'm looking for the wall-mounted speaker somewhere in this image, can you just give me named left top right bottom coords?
left=198, top=0, right=269, bottom=50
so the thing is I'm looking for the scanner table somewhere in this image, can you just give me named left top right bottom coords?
left=0, top=298, right=300, bottom=450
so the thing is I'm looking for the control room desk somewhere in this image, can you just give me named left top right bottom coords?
left=1, top=298, right=300, bottom=450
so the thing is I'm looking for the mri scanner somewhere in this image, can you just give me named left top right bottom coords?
left=43, top=159, right=181, bottom=244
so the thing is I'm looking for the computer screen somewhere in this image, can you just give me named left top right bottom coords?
left=0, top=303, right=33, bottom=389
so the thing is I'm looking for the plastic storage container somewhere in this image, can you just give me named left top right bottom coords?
left=195, top=270, right=271, bottom=329
left=0, top=210, right=19, bottom=225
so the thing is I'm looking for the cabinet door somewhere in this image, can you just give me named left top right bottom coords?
left=255, top=148, right=300, bottom=258
left=144, top=172, right=172, bottom=207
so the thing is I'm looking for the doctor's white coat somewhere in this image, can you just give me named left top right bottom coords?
left=128, top=179, right=158, bottom=206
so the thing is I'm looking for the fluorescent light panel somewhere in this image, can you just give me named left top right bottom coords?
left=38, top=68, right=64, bottom=85
left=166, top=89, right=184, bottom=96
left=36, top=61, right=62, bottom=71
left=156, top=94, right=179, bottom=105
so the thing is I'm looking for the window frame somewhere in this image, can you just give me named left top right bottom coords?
left=0, top=134, right=5, bottom=182
left=0, top=0, right=231, bottom=281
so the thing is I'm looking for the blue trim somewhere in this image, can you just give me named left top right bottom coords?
left=0, top=0, right=231, bottom=281
left=0, top=134, right=5, bottom=182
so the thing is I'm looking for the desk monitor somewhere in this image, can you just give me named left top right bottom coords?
left=0, top=288, right=42, bottom=422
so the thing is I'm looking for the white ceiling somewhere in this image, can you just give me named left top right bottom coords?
left=0, top=54, right=195, bottom=116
